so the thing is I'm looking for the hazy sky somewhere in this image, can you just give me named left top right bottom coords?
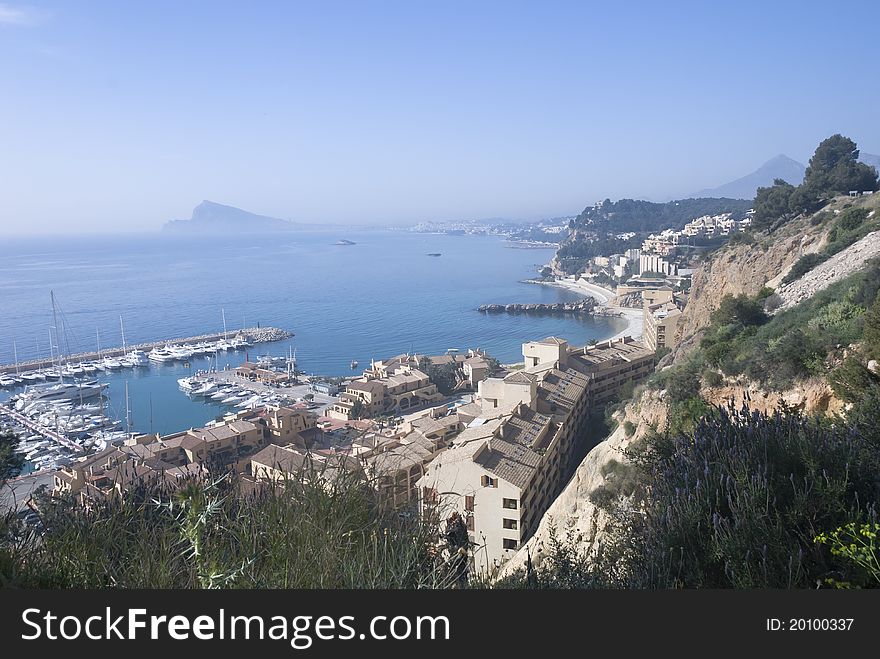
left=1, top=1, right=879, bottom=234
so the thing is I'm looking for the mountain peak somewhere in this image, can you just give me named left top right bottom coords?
left=692, top=155, right=806, bottom=200
left=163, top=201, right=295, bottom=233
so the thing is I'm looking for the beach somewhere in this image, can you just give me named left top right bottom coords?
left=525, top=277, right=644, bottom=341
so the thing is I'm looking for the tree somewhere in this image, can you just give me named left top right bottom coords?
left=803, top=134, right=879, bottom=196
left=752, top=179, right=796, bottom=229
left=710, top=294, right=767, bottom=327
left=0, top=431, right=23, bottom=487
left=350, top=399, right=364, bottom=419
left=863, top=290, right=880, bottom=360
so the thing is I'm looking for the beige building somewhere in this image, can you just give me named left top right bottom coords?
left=53, top=405, right=317, bottom=503
left=419, top=335, right=645, bottom=574
left=644, top=301, right=683, bottom=352
left=327, top=365, right=443, bottom=420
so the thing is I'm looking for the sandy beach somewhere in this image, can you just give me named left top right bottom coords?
left=526, top=276, right=644, bottom=341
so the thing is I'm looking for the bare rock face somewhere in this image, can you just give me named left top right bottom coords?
left=773, top=230, right=880, bottom=313
left=495, top=389, right=668, bottom=580
left=701, top=377, right=844, bottom=417
left=675, top=214, right=825, bottom=344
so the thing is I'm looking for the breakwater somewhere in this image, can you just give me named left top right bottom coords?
left=0, top=326, right=291, bottom=374
left=478, top=299, right=598, bottom=316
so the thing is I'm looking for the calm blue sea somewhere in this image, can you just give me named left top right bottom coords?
left=0, top=230, right=623, bottom=435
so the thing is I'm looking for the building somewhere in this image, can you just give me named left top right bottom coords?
left=52, top=405, right=317, bottom=503
left=643, top=301, right=683, bottom=352
left=639, top=253, right=678, bottom=277
left=418, top=335, right=653, bottom=574
left=310, top=381, right=339, bottom=396
left=327, top=365, right=443, bottom=420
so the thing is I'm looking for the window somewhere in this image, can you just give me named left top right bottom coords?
left=503, top=498, right=518, bottom=510
left=503, top=518, right=518, bottom=530
left=422, top=487, right=438, bottom=504
left=503, top=538, right=518, bottom=550
left=465, top=495, right=474, bottom=512
left=481, top=475, right=497, bottom=487
left=466, top=515, right=474, bottom=532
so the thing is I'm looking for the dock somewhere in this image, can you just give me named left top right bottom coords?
left=0, top=326, right=291, bottom=375
left=0, top=407, right=81, bottom=452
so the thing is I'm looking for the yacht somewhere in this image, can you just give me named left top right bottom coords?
left=25, top=380, right=108, bottom=403
left=0, top=375, right=20, bottom=388
left=123, top=350, right=150, bottom=367
left=169, top=345, right=194, bottom=360
left=177, top=377, right=198, bottom=392
left=148, top=347, right=176, bottom=362
left=102, top=356, right=123, bottom=370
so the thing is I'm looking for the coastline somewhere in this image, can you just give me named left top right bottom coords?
left=524, top=277, right=644, bottom=341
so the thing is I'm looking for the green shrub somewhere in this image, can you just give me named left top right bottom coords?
left=782, top=252, right=829, bottom=284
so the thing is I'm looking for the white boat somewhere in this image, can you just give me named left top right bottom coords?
left=102, top=356, right=123, bottom=370
left=169, top=345, right=194, bottom=360
left=0, top=375, right=19, bottom=388
left=26, top=380, right=108, bottom=403
left=191, top=381, right=218, bottom=396
left=222, top=391, right=248, bottom=404
left=236, top=395, right=262, bottom=408
left=210, top=387, right=234, bottom=400
left=177, top=377, right=198, bottom=391
left=123, top=350, right=150, bottom=367
left=148, top=347, right=176, bottom=362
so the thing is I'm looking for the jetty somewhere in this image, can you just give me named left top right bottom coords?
left=478, top=299, right=598, bottom=316
left=0, top=407, right=81, bottom=452
left=0, top=326, right=291, bottom=375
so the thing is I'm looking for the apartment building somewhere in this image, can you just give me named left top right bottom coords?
left=643, top=300, right=683, bottom=352
left=327, top=365, right=443, bottom=420
left=419, top=335, right=645, bottom=574
left=52, top=406, right=316, bottom=503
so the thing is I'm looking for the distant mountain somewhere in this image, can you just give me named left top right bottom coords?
left=163, top=201, right=296, bottom=233
left=693, top=155, right=806, bottom=201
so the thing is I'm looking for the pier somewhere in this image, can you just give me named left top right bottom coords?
left=477, top=299, right=599, bottom=316
left=0, top=326, right=291, bottom=375
left=0, top=407, right=81, bottom=452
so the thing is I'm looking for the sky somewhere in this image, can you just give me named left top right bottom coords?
left=1, top=0, right=879, bottom=234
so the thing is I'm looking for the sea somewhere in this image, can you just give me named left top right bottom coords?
left=0, top=230, right=624, bottom=437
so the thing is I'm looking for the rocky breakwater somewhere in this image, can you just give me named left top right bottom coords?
left=478, top=298, right=598, bottom=316
left=240, top=327, right=292, bottom=343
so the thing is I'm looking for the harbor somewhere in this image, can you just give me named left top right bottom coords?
left=0, top=326, right=294, bottom=476
left=0, top=326, right=291, bottom=377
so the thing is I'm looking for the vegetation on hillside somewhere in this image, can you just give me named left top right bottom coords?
left=782, top=205, right=879, bottom=284
left=753, top=135, right=879, bottom=231
left=570, top=197, right=752, bottom=234
left=0, top=471, right=470, bottom=589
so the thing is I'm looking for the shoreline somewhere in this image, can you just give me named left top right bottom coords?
left=524, top=277, right=644, bottom=341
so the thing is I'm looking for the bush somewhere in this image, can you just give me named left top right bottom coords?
left=0, top=474, right=459, bottom=589
left=782, top=252, right=829, bottom=284
left=612, top=408, right=880, bottom=588
left=623, top=421, right=636, bottom=437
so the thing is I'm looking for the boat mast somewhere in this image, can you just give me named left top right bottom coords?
left=96, top=328, right=101, bottom=358
left=12, top=338, right=19, bottom=375
left=222, top=307, right=228, bottom=341
left=125, top=380, right=132, bottom=435
left=51, top=290, right=62, bottom=381
left=120, top=315, right=127, bottom=353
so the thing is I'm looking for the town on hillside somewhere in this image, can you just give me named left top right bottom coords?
left=48, top=334, right=654, bottom=575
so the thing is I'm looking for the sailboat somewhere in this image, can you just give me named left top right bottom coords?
left=119, top=316, right=150, bottom=367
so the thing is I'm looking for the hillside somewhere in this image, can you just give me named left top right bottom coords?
left=500, top=190, right=880, bottom=586
left=163, top=201, right=297, bottom=233
left=692, top=154, right=805, bottom=200
left=552, top=196, right=753, bottom=275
